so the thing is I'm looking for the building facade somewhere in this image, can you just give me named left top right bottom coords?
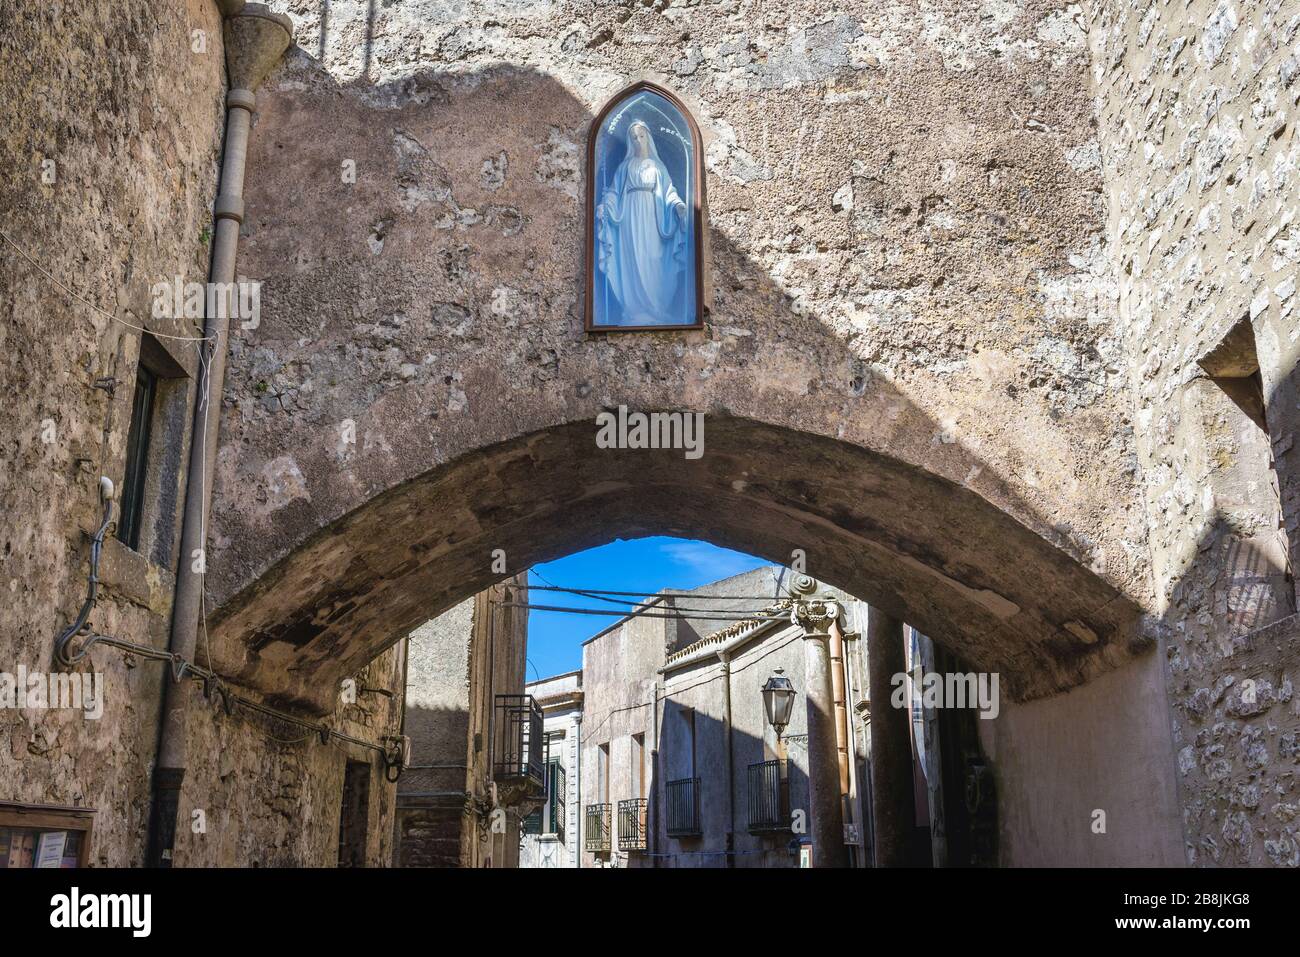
left=573, top=568, right=872, bottom=867
left=519, top=670, right=584, bottom=868
left=394, top=576, right=537, bottom=868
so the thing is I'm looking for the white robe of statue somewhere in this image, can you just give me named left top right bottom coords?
left=596, top=120, right=688, bottom=325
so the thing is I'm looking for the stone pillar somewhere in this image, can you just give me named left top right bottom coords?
left=867, top=607, right=913, bottom=867
left=790, top=576, right=847, bottom=868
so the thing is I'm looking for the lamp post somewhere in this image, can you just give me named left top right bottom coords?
left=762, top=666, right=797, bottom=863
left=761, top=668, right=797, bottom=739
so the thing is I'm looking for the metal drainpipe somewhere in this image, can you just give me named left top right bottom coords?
left=650, top=680, right=660, bottom=868
left=574, top=713, right=582, bottom=869
left=147, top=3, right=293, bottom=868
left=840, top=620, right=864, bottom=867
left=720, top=652, right=735, bottom=868
left=829, top=615, right=854, bottom=858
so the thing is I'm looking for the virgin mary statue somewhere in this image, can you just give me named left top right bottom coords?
left=596, top=120, right=689, bottom=326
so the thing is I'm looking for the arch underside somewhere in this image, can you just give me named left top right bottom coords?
left=207, top=416, right=1143, bottom=713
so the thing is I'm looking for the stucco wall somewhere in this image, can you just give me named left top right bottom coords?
left=979, top=652, right=1185, bottom=866
left=659, top=628, right=815, bottom=867
left=519, top=675, right=582, bottom=869
left=580, top=605, right=662, bottom=866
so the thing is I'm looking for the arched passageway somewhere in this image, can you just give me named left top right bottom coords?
left=203, top=48, right=1152, bottom=715
left=208, top=414, right=1140, bottom=712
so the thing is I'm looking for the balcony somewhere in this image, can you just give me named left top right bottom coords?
left=492, top=694, right=545, bottom=805
left=585, top=803, right=611, bottom=853
left=747, top=760, right=787, bottom=833
left=665, top=777, right=701, bottom=837
left=617, top=798, right=648, bottom=851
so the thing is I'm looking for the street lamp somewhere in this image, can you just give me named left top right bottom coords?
left=761, top=667, right=797, bottom=739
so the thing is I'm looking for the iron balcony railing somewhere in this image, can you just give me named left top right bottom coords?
left=747, top=759, right=786, bottom=832
left=665, top=777, right=701, bottom=837
left=585, top=803, right=611, bottom=852
left=617, top=798, right=648, bottom=851
left=492, top=694, right=545, bottom=794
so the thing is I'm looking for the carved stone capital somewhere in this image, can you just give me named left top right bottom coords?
left=788, top=575, right=839, bottom=639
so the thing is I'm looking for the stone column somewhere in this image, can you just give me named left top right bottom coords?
left=867, top=607, right=913, bottom=867
left=789, top=576, right=847, bottom=867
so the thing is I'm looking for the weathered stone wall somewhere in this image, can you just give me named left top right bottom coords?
left=172, top=643, right=404, bottom=867
left=0, top=0, right=404, bottom=868
left=204, top=0, right=1154, bottom=714
left=8, top=0, right=1299, bottom=870
left=395, top=577, right=529, bottom=868
left=0, top=0, right=223, bottom=866
left=1087, top=0, right=1300, bottom=865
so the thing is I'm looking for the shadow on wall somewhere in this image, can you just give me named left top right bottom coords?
left=650, top=707, right=810, bottom=868
left=1158, top=504, right=1300, bottom=867
left=217, top=10, right=1300, bottom=869
left=207, top=52, right=1145, bottom=714
left=393, top=703, right=474, bottom=868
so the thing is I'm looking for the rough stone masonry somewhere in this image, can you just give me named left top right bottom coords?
left=0, top=0, right=1297, bottom=866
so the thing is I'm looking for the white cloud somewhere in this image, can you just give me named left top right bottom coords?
left=657, top=541, right=763, bottom=582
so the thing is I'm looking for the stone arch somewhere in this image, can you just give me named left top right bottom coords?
left=207, top=412, right=1140, bottom=713
left=204, top=49, right=1150, bottom=715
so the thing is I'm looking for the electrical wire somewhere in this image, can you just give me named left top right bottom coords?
left=526, top=583, right=793, bottom=601
left=62, top=628, right=400, bottom=764
left=52, top=496, right=405, bottom=776
left=497, top=601, right=789, bottom=621
left=518, top=593, right=789, bottom=615
left=0, top=228, right=217, bottom=344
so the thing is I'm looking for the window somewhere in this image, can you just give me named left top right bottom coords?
left=117, top=364, right=157, bottom=550
left=586, top=82, right=705, bottom=331
left=114, top=334, right=189, bottom=564
left=597, top=742, right=610, bottom=805
left=546, top=760, right=566, bottom=838
left=632, top=732, right=645, bottom=799
left=665, top=704, right=695, bottom=782
left=0, top=803, right=94, bottom=868
left=524, top=759, right=567, bottom=839
left=1198, top=316, right=1296, bottom=628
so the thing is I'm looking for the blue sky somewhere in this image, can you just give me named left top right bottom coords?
left=525, top=536, right=769, bottom=680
